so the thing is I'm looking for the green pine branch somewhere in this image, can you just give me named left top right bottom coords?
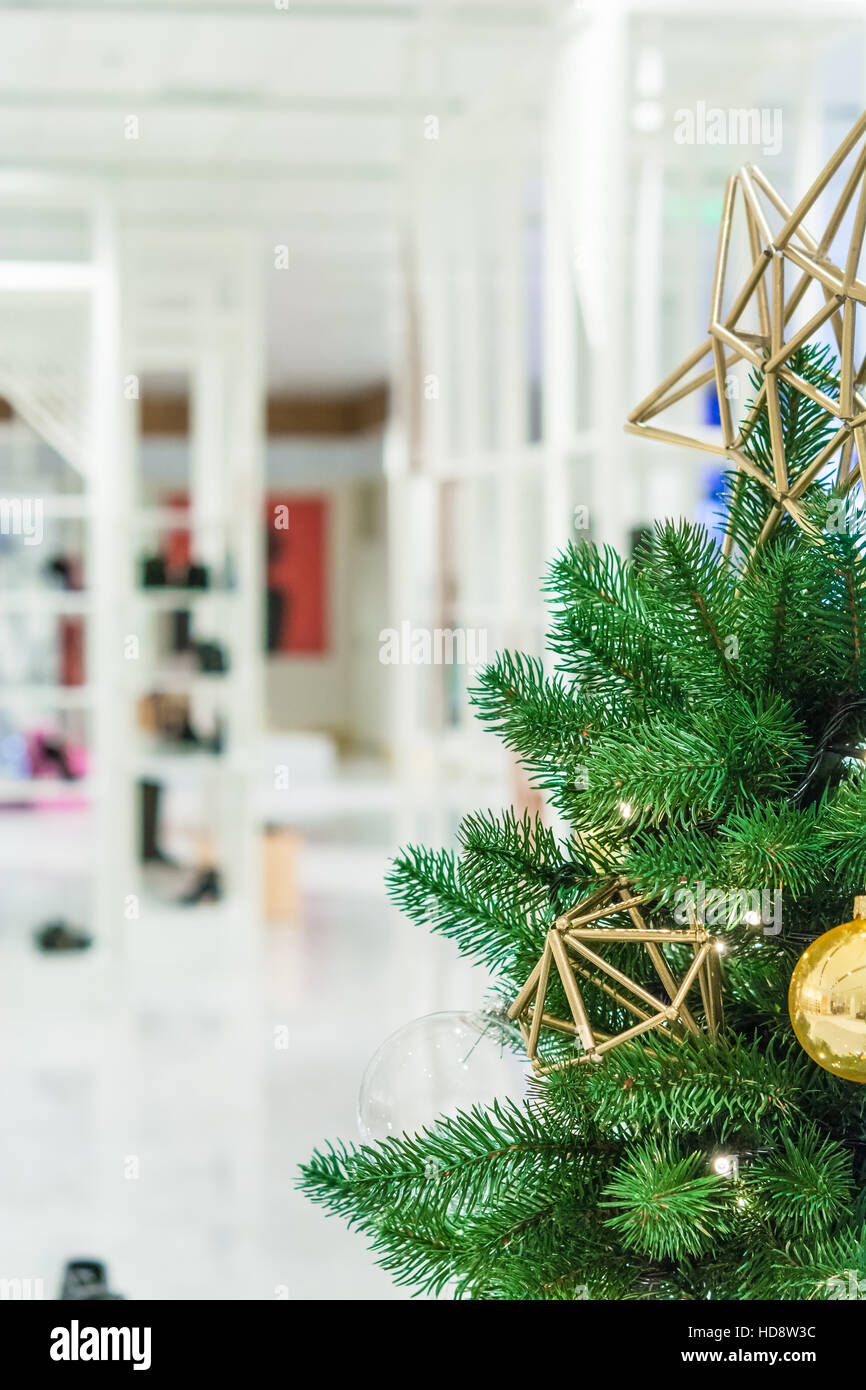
left=601, top=1140, right=732, bottom=1260
left=305, top=335, right=866, bottom=1299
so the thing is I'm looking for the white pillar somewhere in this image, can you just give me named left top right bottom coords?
left=546, top=7, right=629, bottom=553
left=190, top=296, right=227, bottom=574
left=228, top=232, right=266, bottom=924
left=89, top=193, right=128, bottom=956
left=498, top=160, right=529, bottom=652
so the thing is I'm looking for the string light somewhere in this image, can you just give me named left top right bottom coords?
left=712, top=1153, right=739, bottom=1178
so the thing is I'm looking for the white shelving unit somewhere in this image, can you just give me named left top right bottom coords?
left=0, top=197, right=267, bottom=1279
left=0, top=189, right=265, bottom=977
left=0, top=185, right=121, bottom=967
left=110, top=226, right=265, bottom=965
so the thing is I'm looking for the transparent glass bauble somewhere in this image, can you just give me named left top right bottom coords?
left=357, top=1010, right=531, bottom=1143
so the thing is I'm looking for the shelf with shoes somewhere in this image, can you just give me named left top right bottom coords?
left=0, top=193, right=120, bottom=971
left=108, top=228, right=264, bottom=947
left=130, top=690, right=230, bottom=774
left=0, top=207, right=264, bottom=1027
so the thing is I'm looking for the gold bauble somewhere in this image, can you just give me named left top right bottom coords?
left=789, top=907, right=866, bottom=1083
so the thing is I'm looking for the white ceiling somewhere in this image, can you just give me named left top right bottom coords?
left=0, top=0, right=556, bottom=392
left=5, top=0, right=849, bottom=393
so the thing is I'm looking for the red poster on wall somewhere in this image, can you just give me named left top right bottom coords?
left=266, top=495, right=329, bottom=654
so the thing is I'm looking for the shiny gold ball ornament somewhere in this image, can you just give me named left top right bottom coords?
left=789, top=898, right=866, bottom=1083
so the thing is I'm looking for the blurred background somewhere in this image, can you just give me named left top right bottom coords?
left=0, top=0, right=864, bottom=1300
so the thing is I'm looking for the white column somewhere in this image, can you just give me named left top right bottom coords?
left=498, top=159, right=529, bottom=652
left=89, top=193, right=128, bottom=956
left=456, top=176, right=482, bottom=465
left=634, top=140, right=679, bottom=526
left=541, top=29, right=579, bottom=564
left=89, top=190, right=140, bottom=1265
left=190, top=289, right=227, bottom=574
left=228, top=232, right=266, bottom=923
left=546, top=7, right=629, bottom=553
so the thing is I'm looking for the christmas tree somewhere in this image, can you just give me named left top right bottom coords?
left=301, top=118, right=866, bottom=1301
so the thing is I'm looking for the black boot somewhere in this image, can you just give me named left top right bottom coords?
left=139, top=780, right=178, bottom=867
left=178, top=867, right=222, bottom=906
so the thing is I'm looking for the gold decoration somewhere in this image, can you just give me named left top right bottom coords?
left=628, top=110, right=866, bottom=560
left=507, top=880, right=723, bottom=1076
left=788, top=895, right=866, bottom=1083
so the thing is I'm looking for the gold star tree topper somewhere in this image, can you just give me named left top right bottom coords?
left=628, top=110, right=866, bottom=554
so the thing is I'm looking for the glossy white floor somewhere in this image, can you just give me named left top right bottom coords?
left=0, top=782, right=489, bottom=1301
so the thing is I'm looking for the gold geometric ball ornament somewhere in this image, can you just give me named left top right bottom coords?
left=508, top=878, right=724, bottom=1077
left=789, top=897, right=866, bottom=1083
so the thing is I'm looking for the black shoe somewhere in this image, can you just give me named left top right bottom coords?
left=176, top=714, right=202, bottom=747
left=195, top=641, right=228, bottom=673
left=60, top=1259, right=124, bottom=1301
left=186, top=561, right=209, bottom=589
left=44, top=555, right=73, bottom=590
left=141, top=555, right=167, bottom=587
left=38, top=734, right=77, bottom=781
left=34, top=921, right=92, bottom=953
left=178, top=868, right=222, bottom=906
left=174, top=715, right=224, bottom=754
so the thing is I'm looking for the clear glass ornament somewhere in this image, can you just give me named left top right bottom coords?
left=357, top=1009, right=531, bottom=1143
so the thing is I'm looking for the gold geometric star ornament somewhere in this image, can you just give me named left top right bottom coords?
left=627, top=109, right=866, bottom=557
left=507, top=880, right=723, bottom=1076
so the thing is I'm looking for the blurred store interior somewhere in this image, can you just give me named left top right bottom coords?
left=0, top=0, right=864, bottom=1298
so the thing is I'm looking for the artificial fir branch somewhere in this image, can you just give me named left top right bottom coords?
left=638, top=519, right=739, bottom=686
left=385, top=845, right=547, bottom=981
left=821, top=774, right=866, bottom=884
left=739, top=1232, right=866, bottom=1301
left=601, top=1141, right=733, bottom=1260
left=470, top=650, right=615, bottom=767
left=304, top=339, right=866, bottom=1299
left=724, top=343, right=841, bottom=557
left=456, top=809, right=602, bottom=919
left=544, top=542, right=684, bottom=709
left=624, top=825, right=723, bottom=902
left=746, top=1126, right=854, bottom=1235
left=541, top=1035, right=809, bottom=1138
left=720, top=803, right=823, bottom=896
